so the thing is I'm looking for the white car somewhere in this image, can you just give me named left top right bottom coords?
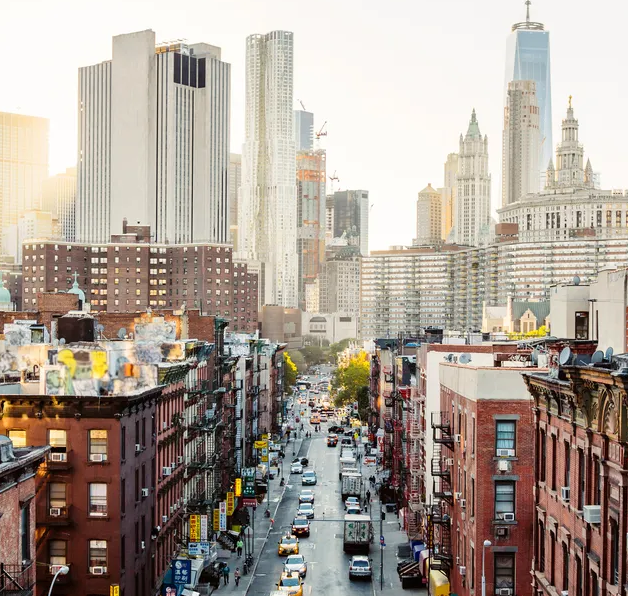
left=291, top=462, right=303, bottom=474
left=284, top=554, right=308, bottom=578
left=349, top=555, right=373, bottom=580
left=344, top=496, right=360, bottom=509
left=296, top=502, right=314, bottom=519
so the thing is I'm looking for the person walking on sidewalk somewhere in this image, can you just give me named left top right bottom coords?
left=236, top=538, right=243, bottom=557
left=223, top=564, right=230, bottom=585
left=366, top=489, right=371, bottom=504
left=234, top=568, right=241, bottom=587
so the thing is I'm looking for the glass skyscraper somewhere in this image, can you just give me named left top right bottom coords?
left=504, top=4, right=552, bottom=181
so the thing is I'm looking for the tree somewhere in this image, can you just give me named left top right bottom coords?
left=332, top=351, right=370, bottom=407
left=299, top=345, right=328, bottom=367
left=287, top=350, right=307, bottom=374
left=356, top=385, right=370, bottom=420
left=329, top=338, right=357, bottom=363
left=283, top=352, right=297, bottom=394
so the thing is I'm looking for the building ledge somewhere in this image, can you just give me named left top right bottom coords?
left=492, top=519, right=518, bottom=526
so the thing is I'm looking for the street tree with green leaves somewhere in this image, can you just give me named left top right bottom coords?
left=332, top=350, right=370, bottom=407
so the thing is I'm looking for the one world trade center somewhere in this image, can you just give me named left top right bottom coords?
left=505, top=1, right=552, bottom=186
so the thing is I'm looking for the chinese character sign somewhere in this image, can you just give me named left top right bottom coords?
left=189, top=514, right=201, bottom=541
left=172, top=559, right=192, bottom=585
left=235, top=478, right=242, bottom=496
left=213, top=508, right=220, bottom=531
left=219, top=501, right=227, bottom=531
left=200, top=515, right=208, bottom=541
left=226, top=492, right=235, bottom=516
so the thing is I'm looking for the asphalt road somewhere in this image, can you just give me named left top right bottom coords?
left=247, top=385, right=374, bottom=596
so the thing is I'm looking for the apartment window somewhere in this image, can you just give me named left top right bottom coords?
left=472, top=417, right=476, bottom=454
left=551, top=435, right=557, bottom=490
left=135, top=521, right=139, bottom=554
left=471, top=477, right=475, bottom=516
left=121, top=478, right=126, bottom=515
left=591, top=572, right=599, bottom=596
left=494, top=554, right=515, bottom=591
left=121, top=535, right=126, bottom=572
left=89, top=483, right=107, bottom=516
left=578, top=448, right=585, bottom=509
left=48, top=429, right=67, bottom=459
left=610, top=519, right=619, bottom=585
left=135, top=468, right=139, bottom=502
left=575, top=311, right=589, bottom=339
left=495, top=421, right=516, bottom=454
left=20, top=504, right=30, bottom=561
left=8, top=429, right=26, bottom=448
left=562, top=542, right=569, bottom=591
left=576, top=556, right=583, bottom=596
left=494, top=481, right=515, bottom=519
left=470, top=546, right=475, bottom=589
left=49, top=482, right=67, bottom=509
left=564, top=441, right=571, bottom=488
left=538, top=521, right=545, bottom=573
left=89, top=430, right=107, bottom=461
left=89, top=540, right=107, bottom=571
left=550, top=532, right=556, bottom=585
left=49, top=540, right=67, bottom=566
left=539, top=429, right=547, bottom=482
left=593, top=456, right=601, bottom=505
left=121, top=426, right=126, bottom=460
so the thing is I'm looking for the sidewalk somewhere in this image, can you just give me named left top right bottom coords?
left=214, top=434, right=308, bottom=596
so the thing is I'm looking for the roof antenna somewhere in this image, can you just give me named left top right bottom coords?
left=526, top=0, right=531, bottom=23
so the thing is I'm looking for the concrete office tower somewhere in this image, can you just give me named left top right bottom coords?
left=296, top=150, right=326, bottom=308
left=294, top=110, right=314, bottom=151
left=42, top=167, right=77, bottom=241
left=440, top=153, right=458, bottom=241
left=229, top=154, right=242, bottom=249
left=77, top=31, right=231, bottom=245
left=505, top=1, right=552, bottom=185
left=455, top=110, right=491, bottom=247
left=239, top=31, right=297, bottom=308
left=415, top=184, right=442, bottom=246
left=325, top=194, right=335, bottom=242
left=333, top=190, right=369, bottom=256
left=319, top=254, right=361, bottom=315
left=502, top=80, right=540, bottom=206
left=0, top=112, right=49, bottom=259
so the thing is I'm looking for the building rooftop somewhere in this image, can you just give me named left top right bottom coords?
left=0, top=436, right=50, bottom=478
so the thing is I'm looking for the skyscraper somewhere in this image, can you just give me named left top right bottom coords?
left=294, top=110, right=314, bottom=152
left=505, top=1, right=552, bottom=182
left=229, top=153, right=242, bottom=249
left=332, top=190, right=369, bottom=256
left=440, top=153, right=458, bottom=241
left=0, top=112, right=49, bottom=259
left=238, top=31, right=297, bottom=308
left=414, top=184, right=442, bottom=246
left=502, top=80, right=540, bottom=206
left=455, top=110, right=491, bottom=247
left=77, top=30, right=231, bottom=245
left=42, top=167, right=77, bottom=241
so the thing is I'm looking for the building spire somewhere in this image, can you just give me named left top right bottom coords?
left=526, top=0, right=531, bottom=23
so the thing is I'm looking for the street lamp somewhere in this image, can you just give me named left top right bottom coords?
left=47, top=565, right=69, bottom=596
left=482, top=540, right=492, bottom=596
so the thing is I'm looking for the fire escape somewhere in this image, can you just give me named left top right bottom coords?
left=405, top=401, right=425, bottom=540
left=429, top=412, right=454, bottom=579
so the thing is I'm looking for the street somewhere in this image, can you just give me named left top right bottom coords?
left=247, top=379, right=375, bottom=596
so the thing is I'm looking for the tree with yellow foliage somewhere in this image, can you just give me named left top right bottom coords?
left=332, top=351, right=370, bottom=407
left=284, top=352, right=298, bottom=394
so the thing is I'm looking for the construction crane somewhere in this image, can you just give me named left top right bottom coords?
left=315, top=121, right=328, bottom=140
left=299, top=100, right=306, bottom=111
left=328, top=170, right=339, bottom=194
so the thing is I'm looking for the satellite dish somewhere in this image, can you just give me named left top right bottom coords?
left=96, top=324, right=105, bottom=333
left=605, top=347, right=614, bottom=361
left=59, top=338, right=66, bottom=346
left=117, top=328, right=127, bottom=340
left=531, top=348, right=539, bottom=365
left=573, top=275, right=581, bottom=286
left=591, top=351, right=604, bottom=364
left=559, top=347, right=572, bottom=366
left=459, top=353, right=472, bottom=365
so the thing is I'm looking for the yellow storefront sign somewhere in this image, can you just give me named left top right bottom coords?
left=235, top=478, right=242, bottom=497
left=254, top=440, right=268, bottom=449
left=213, top=508, right=220, bottom=531
left=189, top=514, right=201, bottom=541
left=261, top=434, right=268, bottom=440
left=110, top=586, right=120, bottom=596
left=227, top=491, right=235, bottom=515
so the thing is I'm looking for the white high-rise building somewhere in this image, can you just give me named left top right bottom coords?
left=440, top=153, right=458, bottom=242
left=229, top=153, right=242, bottom=249
left=414, top=183, right=442, bottom=246
left=77, top=30, right=231, bottom=245
left=455, top=110, right=491, bottom=247
left=502, top=80, right=540, bottom=206
left=238, top=31, right=297, bottom=308
left=0, top=112, right=49, bottom=259
left=42, top=167, right=77, bottom=241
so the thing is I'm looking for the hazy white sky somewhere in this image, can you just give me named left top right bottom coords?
left=1, top=0, right=625, bottom=250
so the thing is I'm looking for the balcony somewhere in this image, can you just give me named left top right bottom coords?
left=0, top=563, right=35, bottom=595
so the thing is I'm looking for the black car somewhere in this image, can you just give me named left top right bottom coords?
left=328, top=425, right=345, bottom=434
left=293, top=457, right=309, bottom=466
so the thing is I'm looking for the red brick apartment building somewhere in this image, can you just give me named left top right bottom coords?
left=523, top=346, right=628, bottom=596
left=430, top=353, right=539, bottom=596
left=20, top=225, right=258, bottom=333
left=0, top=439, right=49, bottom=596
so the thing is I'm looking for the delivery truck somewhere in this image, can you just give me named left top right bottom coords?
left=341, top=472, right=362, bottom=500
left=343, top=513, right=373, bottom=554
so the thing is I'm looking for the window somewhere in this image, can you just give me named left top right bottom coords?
left=494, top=554, right=515, bottom=591
left=471, top=477, right=475, bottom=516
left=89, top=540, right=107, bottom=570
left=121, top=535, right=126, bottom=572
left=121, top=478, right=126, bottom=515
left=49, top=482, right=67, bottom=509
left=564, top=441, right=571, bottom=488
left=8, top=429, right=26, bottom=448
left=578, top=448, right=585, bottom=509
left=49, top=540, right=67, bottom=565
left=550, top=532, right=556, bottom=585
left=538, top=521, right=545, bottom=573
left=89, top=430, right=107, bottom=461
left=610, top=519, right=619, bottom=585
left=551, top=435, right=557, bottom=490
left=121, top=426, right=126, bottom=460
left=89, top=483, right=107, bottom=516
left=574, top=311, right=589, bottom=339
left=575, top=556, right=582, bottom=596
left=496, top=421, right=516, bottom=454
left=20, top=505, right=29, bottom=561
left=539, top=429, right=546, bottom=483
left=472, top=417, right=476, bottom=454
left=494, top=481, right=515, bottom=519
left=591, top=572, right=598, bottom=596
left=562, top=542, right=569, bottom=591
left=593, top=456, right=601, bottom=505
left=470, top=546, right=475, bottom=589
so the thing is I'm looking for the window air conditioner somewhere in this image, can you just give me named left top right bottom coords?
left=50, top=452, right=67, bottom=462
left=178, top=455, right=184, bottom=464
left=561, top=486, right=570, bottom=502
left=498, top=589, right=513, bottom=596
left=162, top=466, right=172, bottom=476
left=496, top=448, right=515, bottom=457
left=135, top=443, right=142, bottom=453
left=171, top=462, right=176, bottom=469
left=162, top=515, right=168, bottom=523
left=446, top=458, right=454, bottom=466
left=90, top=566, right=106, bottom=575
left=141, top=541, right=146, bottom=550
left=459, top=566, right=467, bottom=576
left=503, top=513, right=515, bottom=522
left=90, top=453, right=105, bottom=462
left=454, top=492, right=463, bottom=500
left=49, top=507, right=62, bottom=517
left=459, top=499, right=466, bottom=509
left=561, top=592, right=569, bottom=596
left=49, top=565, right=66, bottom=574
left=454, top=434, right=461, bottom=443
left=583, top=505, right=601, bottom=524
left=142, top=488, right=149, bottom=498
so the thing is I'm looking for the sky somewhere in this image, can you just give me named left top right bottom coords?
left=1, top=0, right=626, bottom=251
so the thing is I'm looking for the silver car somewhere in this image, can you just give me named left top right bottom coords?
left=296, top=502, right=314, bottom=519
left=284, top=554, right=307, bottom=578
left=349, top=556, right=373, bottom=580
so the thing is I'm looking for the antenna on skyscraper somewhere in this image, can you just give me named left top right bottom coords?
left=525, top=0, right=531, bottom=23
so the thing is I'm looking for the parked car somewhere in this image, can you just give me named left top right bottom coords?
left=349, top=556, right=373, bottom=580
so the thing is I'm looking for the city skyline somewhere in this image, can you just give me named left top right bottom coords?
left=1, top=0, right=626, bottom=251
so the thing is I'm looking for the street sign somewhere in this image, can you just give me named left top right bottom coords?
left=110, top=586, right=120, bottom=596
left=213, top=508, right=220, bottom=531
left=226, top=492, right=235, bottom=515
left=200, top=515, right=208, bottom=541
left=243, top=497, right=258, bottom=507
left=189, top=515, right=200, bottom=541
left=219, top=501, right=227, bottom=531
left=172, top=559, right=192, bottom=585
left=380, top=535, right=386, bottom=547
left=188, top=542, right=211, bottom=556
left=235, top=478, right=242, bottom=496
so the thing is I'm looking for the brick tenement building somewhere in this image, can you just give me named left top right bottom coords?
left=523, top=348, right=628, bottom=596
left=430, top=356, right=540, bottom=596
left=0, top=439, right=49, bottom=596
left=20, top=227, right=258, bottom=333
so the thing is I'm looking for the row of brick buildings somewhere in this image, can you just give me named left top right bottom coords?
left=0, top=296, right=286, bottom=596
left=369, top=272, right=628, bottom=596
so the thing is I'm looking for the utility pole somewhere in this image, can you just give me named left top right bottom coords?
left=380, top=508, right=384, bottom=590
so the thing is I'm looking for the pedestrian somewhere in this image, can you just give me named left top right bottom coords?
left=236, top=538, right=243, bottom=557
left=223, top=564, right=230, bottom=585
left=366, top=489, right=371, bottom=503
left=234, top=568, right=241, bottom=587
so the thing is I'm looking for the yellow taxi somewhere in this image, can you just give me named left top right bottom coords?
left=276, top=570, right=305, bottom=596
left=277, top=534, right=300, bottom=556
